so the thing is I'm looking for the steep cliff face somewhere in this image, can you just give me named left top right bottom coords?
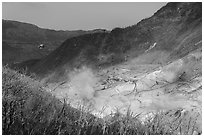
left=24, top=2, right=201, bottom=79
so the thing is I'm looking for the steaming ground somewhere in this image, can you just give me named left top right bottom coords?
left=47, top=49, right=202, bottom=132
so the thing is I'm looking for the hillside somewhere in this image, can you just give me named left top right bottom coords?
left=3, top=67, right=201, bottom=135
left=2, top=2, right=202, bottom=135
left=2, top=19, right=108, bottom=65
left=24, top=2, right=201, bottom=81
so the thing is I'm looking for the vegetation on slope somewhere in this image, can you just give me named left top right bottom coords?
left=2, top=20, right=108, bottom=43
left=2, top=19, right=108, bottom=65
left=2, top=67, right=201, bottom=135
left=24, top=2, right=202, bottom=81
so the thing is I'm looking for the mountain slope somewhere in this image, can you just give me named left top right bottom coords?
left=4, top=66, right=198, bottom=135
left=27, top=2, right=201, bottom=81
left=2, top=19, right=107, bottom=65
left=3, top=3, right=202, bottom=135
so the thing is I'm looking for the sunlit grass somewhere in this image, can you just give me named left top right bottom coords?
left=2, top=66, right=201, bottom=135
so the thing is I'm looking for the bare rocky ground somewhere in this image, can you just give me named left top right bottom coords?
left=47, top=47, right=202, bottom=134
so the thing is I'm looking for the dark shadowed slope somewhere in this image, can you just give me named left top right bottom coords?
left=2, top=19, right=108, bottom=65
left=21, top=2, right=201, bottom=80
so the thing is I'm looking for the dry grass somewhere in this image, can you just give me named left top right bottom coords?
left=2, top=66, right=201, bottom=135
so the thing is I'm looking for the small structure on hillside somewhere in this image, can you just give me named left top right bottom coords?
left=38, top=44, right=45, bottom=49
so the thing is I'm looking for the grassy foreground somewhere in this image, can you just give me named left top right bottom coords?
left=2, top=67, right=200, bottom=135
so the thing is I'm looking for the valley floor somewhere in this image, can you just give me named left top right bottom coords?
left=4, top=66, right=202, bottom=135
left=48, top=48, right=202, bottom=134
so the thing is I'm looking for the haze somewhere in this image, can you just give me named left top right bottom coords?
left=2, top=2, right=166, bottom=31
